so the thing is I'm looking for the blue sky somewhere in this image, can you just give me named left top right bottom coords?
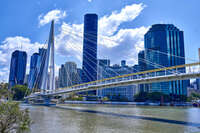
left=0, top=0, right=199, bottom=82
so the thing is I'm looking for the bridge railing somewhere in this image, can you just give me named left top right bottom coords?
left=57, top=62, right=200, bottom=92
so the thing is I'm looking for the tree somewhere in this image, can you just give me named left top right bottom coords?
left=0, top=88, right=13, bottom=100
left=0, top=102, right=31, bottom=133
left=0, top=83, right=8, bottom=90
left=11, top=85, right=30, bottom=101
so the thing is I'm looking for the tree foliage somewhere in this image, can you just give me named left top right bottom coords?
left=0, top=84, right=12, bottom=100
left=11, top=85, right=30, bottom=101
left=0, top=102, right=31, bottom=133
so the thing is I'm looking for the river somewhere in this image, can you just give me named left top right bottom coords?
left=21, top=104, right=200, bottom=133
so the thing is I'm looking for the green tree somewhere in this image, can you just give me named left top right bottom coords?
left=0, top=102, right=31, bottom=133
left=0, top=88, right=13, bottom=100
left=0, top=83, right=8, bottom=90
left=12, top=85, right=30, bottom=101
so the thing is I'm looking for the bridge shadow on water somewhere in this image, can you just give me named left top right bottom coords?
left=51, top=106, right=200, bottom=128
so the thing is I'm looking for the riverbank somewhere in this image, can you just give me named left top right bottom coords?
left=63, top=100, right=193, bottom=106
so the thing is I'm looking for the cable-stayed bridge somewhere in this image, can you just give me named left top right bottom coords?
left=25, top=20, right=200, bottom=101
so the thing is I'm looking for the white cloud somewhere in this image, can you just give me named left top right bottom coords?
left=0, top=3, right=148, bottom=82
left=88, top=0, right=92, bottom=2
left=39, top=9, right=66, bottom=26
left=55, top=3, right=148, bottom=66
left=0, top=36, right=44, bottom=82
left=99, top=3, right=145, bottom=36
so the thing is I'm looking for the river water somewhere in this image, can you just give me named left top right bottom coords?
left=22, top=104, right=200, bottom=133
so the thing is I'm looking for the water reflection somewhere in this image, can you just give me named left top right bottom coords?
left=21, top=104, right=200, bottom=133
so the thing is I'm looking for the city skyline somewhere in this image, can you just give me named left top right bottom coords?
left=0, top=0, right=200, bottom=82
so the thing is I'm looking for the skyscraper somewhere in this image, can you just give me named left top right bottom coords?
left=28, top=48, right=47, bottom=91
left=9, top=50, right=27, bottom=88
left=138, top=50, right=146, bottom=72
left=28, top=53, right=40, bottom=89
left=82, top=14, right=98, bottom=83
left=58, top=64, right=66, bottom=88
left=144, top=24, right=189, bottom=96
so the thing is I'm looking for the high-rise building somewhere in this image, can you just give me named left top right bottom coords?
left=28, top=48, right=47, bottom=91
left=144, top=24, right=189, bottom=96
left=9, top=50, right=27, bottom=88
left=82, top=14, right=98, bottom=83
left=58, top=62, right=80, bottom=88
left=77, top=68, right=83, bottom=84
left=58, top=64, right=66, bottom=88
left=64, top=62, right=79, bottom=87
left=36, top=48, right=47, bottom=90
left=138, top=50, right=146, bottom=72
left=121, top=60, right=126, bottom=67
left=28, top=53, right=40, bottom=89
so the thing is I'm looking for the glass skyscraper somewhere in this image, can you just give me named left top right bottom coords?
left=28, top=53, right=39, bottom=89
left=144, top=24, right=189, bottom=96
left=28, top=48, right=47, bottom=91
left=82, top=14, right=98, bottom=83
left=9, top=50, right=27, bottom=88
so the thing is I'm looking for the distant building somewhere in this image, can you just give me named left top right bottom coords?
left=77, top=68, right=83, bottom=83
left=64, top=62, right=79, bottom=87
left=55, top=76, right=59, bottom=89
left=138, top=50, right=146, bottom=72
left=58, top=64, right=66, bottom=88
left=9, top=50, right=27, bottom=88
left=97, top=59, right=136, bottom=101
left=24, top=74, right=29, bottom=85
left=58, top=62, right=80, bottom=88
left=121, top=60, right=126, bottom=67
left=144, top=24, right=189, bottom=97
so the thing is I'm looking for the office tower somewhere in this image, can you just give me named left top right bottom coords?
left=55, top=76, right=59, bottom=89
left=9, top=50, right=27, bottom=88
left=77, top=68, right=83, bottom=84
left=138, top=50, right=146, bottom=72
left=58, top=62, right=79, bottom=88
left=28, top=53, right=40, bottom=89
left=64, top=62, right=79, bottom=87
left=138, top=50, right=146, bottom=92
left=58, top=64, right=66, bottom=88
left=121, top=60, right=126, bottom=67
left=144, top=24, right=189, bottom=96
left=28, top=48, right=47, bottom=91
left=82, top=14, right=98, bottom=83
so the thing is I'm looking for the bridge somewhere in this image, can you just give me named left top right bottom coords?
left=25, top=20, right=200, bottom=102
